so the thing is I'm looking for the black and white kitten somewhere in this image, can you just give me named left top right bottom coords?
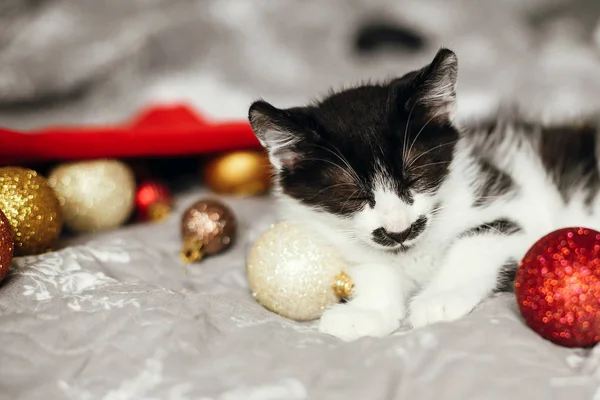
left=248, top=48, right=600, bottom=341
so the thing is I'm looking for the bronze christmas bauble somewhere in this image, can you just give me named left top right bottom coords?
left=48, top=159, right=136, bottom=233
left=180, top=198, right=237, bottom=263
left=0, top=167, right=62, bottom=256
left=202, top=150, right=272, bottom=197
left=0, top=209, right=14, bottom=283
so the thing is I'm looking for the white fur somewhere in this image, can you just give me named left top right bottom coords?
left=318, top=263, right=406, bottom=341
left=354, top=176, right=434, bottom=250
left=276, top=119, right=600, bottom=341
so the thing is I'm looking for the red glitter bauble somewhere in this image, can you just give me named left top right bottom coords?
left=515, top=227, right=600, bottom=347
left=135, top=181, right=173, bottom=222
left=0, top=209, right=14, bottom=283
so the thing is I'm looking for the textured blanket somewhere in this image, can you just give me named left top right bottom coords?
left=3, top=0, right=600, bottom=398
left=2, top=190, right=600, bottom=399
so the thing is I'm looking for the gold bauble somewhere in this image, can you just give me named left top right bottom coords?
left=202, top=150, right=272, bottom=196
left=247, top=221, right=353, bottom=321
left=48, top=159, right=135, bottom=233
left=0, top=167, right=62, bottom=255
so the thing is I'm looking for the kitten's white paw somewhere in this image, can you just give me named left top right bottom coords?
left=409, top=290, right=477, bottom=328
left=318, top=305, right=400, bottom=341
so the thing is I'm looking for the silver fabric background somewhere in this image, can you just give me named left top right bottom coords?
left=2, top=0, right=600, bottom=398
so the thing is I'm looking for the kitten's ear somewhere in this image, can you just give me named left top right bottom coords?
left=406, top=48, right=458, bottom=121
left=248, top=100, right=316, bottom=170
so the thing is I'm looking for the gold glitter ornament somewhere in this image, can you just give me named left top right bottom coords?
left=202, top=150, right=272, bottom=197
left=0, top=209, right=14, bottom=283
left=0, top=167, right=62, bottom=256
left=180, top=198, right=237, bottom=263
left=48, top=160, right=135, bottom=233
left=247, top=221, right=354, bottom=321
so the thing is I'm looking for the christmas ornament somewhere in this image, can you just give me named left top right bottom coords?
left=180, top=198, right=237, bottom=263
left=0, top=209, right=14, bottom=283
left=48, top=160, right=136, bottom=233
left=247, top=221, right=353, bottom=321
left=0, top=167, right=62, bottom=255
left=202, top=150, right=272, bottom=196
left=135, top=181, right=173, bottom=222
left=515, top=227, right=600, bottom=347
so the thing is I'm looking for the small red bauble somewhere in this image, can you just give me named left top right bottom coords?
left=515, top=227, right=600, bottom=347
left=135, top=181, right=173, bottom=222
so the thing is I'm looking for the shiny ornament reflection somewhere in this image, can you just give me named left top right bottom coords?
left=180, top=198, right=237, bottom=263
left=202, top=150, right=272, bottom=197
left=48, top=160, right=136, bottom=233
left=0, top=209, right=14, bottom=283
left=247, top=221, right=353, bottom=321
left=0, top=167, right=62, bottom=255
left=135, top=181, right=173, bottom=222
left=515, top=227, right=600, bottom=347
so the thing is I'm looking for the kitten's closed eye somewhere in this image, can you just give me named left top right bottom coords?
left=406, top=176, right=422, bottom=187
left=345, top=194, right=375, bottom=209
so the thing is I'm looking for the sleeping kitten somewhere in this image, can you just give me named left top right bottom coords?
left=248, top=48, right=600, bottom=341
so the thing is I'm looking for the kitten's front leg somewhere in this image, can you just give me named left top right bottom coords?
left=318, top=263, right=408, bottom=341
left=409, top=229, right=526, bottom=328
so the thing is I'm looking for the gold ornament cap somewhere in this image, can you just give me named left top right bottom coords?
left=148, top=203, right=171, bottom=222
left=332, top=271, right=354, bottom=299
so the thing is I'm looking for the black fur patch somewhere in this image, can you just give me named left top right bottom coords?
left=495, top=259, right=518, bottom=293
left=473, top=159, right=516, bottom=207
left=372, top=227, right=398, bottom=247
left=537, top=124, right=600, bottom=205
left=460, top=218, right=522, bottom=237
left=372, top=215, right=427, bottom=246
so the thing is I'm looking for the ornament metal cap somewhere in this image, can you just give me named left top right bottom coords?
left=180, top=238, right=204, bottom=263
left=332, top=271, right=354, bottom=299
left=148, top=203, right=171, bottom=222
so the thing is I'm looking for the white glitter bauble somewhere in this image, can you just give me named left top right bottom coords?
left=247, top=221, right=351, bottom=321
left=48, top=159, right=135, bottom=233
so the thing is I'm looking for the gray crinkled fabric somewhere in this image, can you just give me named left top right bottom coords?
left=1, top=190, right=600, bottom=399
left=3, top=0, right=600, bottom=398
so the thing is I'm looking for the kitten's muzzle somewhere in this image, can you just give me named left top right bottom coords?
left=371, top=216, right=427, bottom=247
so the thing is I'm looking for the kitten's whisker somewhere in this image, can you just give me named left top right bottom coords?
left=407, top=141, right=457, bottom=169
left=474, top=195, right=514, bottom=201
left=340, top=189, right=361, bottom=211
left=406, top=114, right=436, bottom=162
left=311, top=143, right=363, bottom=187
left=429, top=207, right=446, bottom=214
left=481, top=224, right=503, bottom=235
left=403, top=103, right=417, bottom=161
left=308, top=182, right=360, bottom=199
left=408, top=161, right=451, bottom=171
left=302, top=157, right=357, bottom=183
